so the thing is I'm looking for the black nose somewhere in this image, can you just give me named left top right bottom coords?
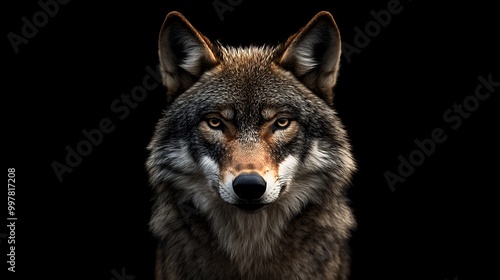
left=232, top=173, right=267, bottom=201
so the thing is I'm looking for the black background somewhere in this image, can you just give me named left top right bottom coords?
left=4, top=0, right=498, bottom=279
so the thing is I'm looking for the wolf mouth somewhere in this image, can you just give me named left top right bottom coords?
left=233, top=203, right=268, bottom=214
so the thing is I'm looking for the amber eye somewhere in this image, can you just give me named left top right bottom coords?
left=275, top=117, right=290, bottom=129
left=207, top=118, right=222, bottom=129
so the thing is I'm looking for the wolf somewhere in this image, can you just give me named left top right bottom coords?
left=146, top=10, right=357, bottom=280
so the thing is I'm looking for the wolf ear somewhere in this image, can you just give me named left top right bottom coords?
left=278, top=11, right=342, bottom=106
left=158, top=11, right=219, bottom=101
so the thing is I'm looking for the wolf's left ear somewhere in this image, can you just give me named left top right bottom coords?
left=278, top=11, right=341, bottom=106
left=158, top=11, right=219, bottom=101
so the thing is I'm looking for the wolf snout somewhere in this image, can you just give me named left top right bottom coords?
left=232, top=173, right=267, bottom=201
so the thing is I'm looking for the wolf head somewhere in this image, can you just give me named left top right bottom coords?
left=147, top=11, right=355, bottom=217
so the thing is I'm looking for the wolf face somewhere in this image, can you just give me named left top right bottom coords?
left=147, top=11, right=356, bottom=279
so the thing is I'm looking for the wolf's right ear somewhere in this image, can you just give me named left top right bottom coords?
left=158, top=11, right=219, bottom=101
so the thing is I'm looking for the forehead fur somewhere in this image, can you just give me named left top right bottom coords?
left=216, top=45, right=282, bottom=71
left=205, top=44, right=295, bottom=99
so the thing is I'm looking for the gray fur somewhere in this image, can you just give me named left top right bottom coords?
left=146, top=11, right=356, bottom=280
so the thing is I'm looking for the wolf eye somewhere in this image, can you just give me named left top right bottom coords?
left=274, top=117, right=290, bottom=129
left=207, top=118, right=223, bottom=129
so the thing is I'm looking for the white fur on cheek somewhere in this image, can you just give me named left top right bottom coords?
left=257, top=155, right=298, bottom=204
left=304, top=140, right=331, bottom=172
left=278, top=154, right=300, bottom=178
left=219, top=172, right=238, bottom=204
left=199, top=156, right=219, bottom=178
